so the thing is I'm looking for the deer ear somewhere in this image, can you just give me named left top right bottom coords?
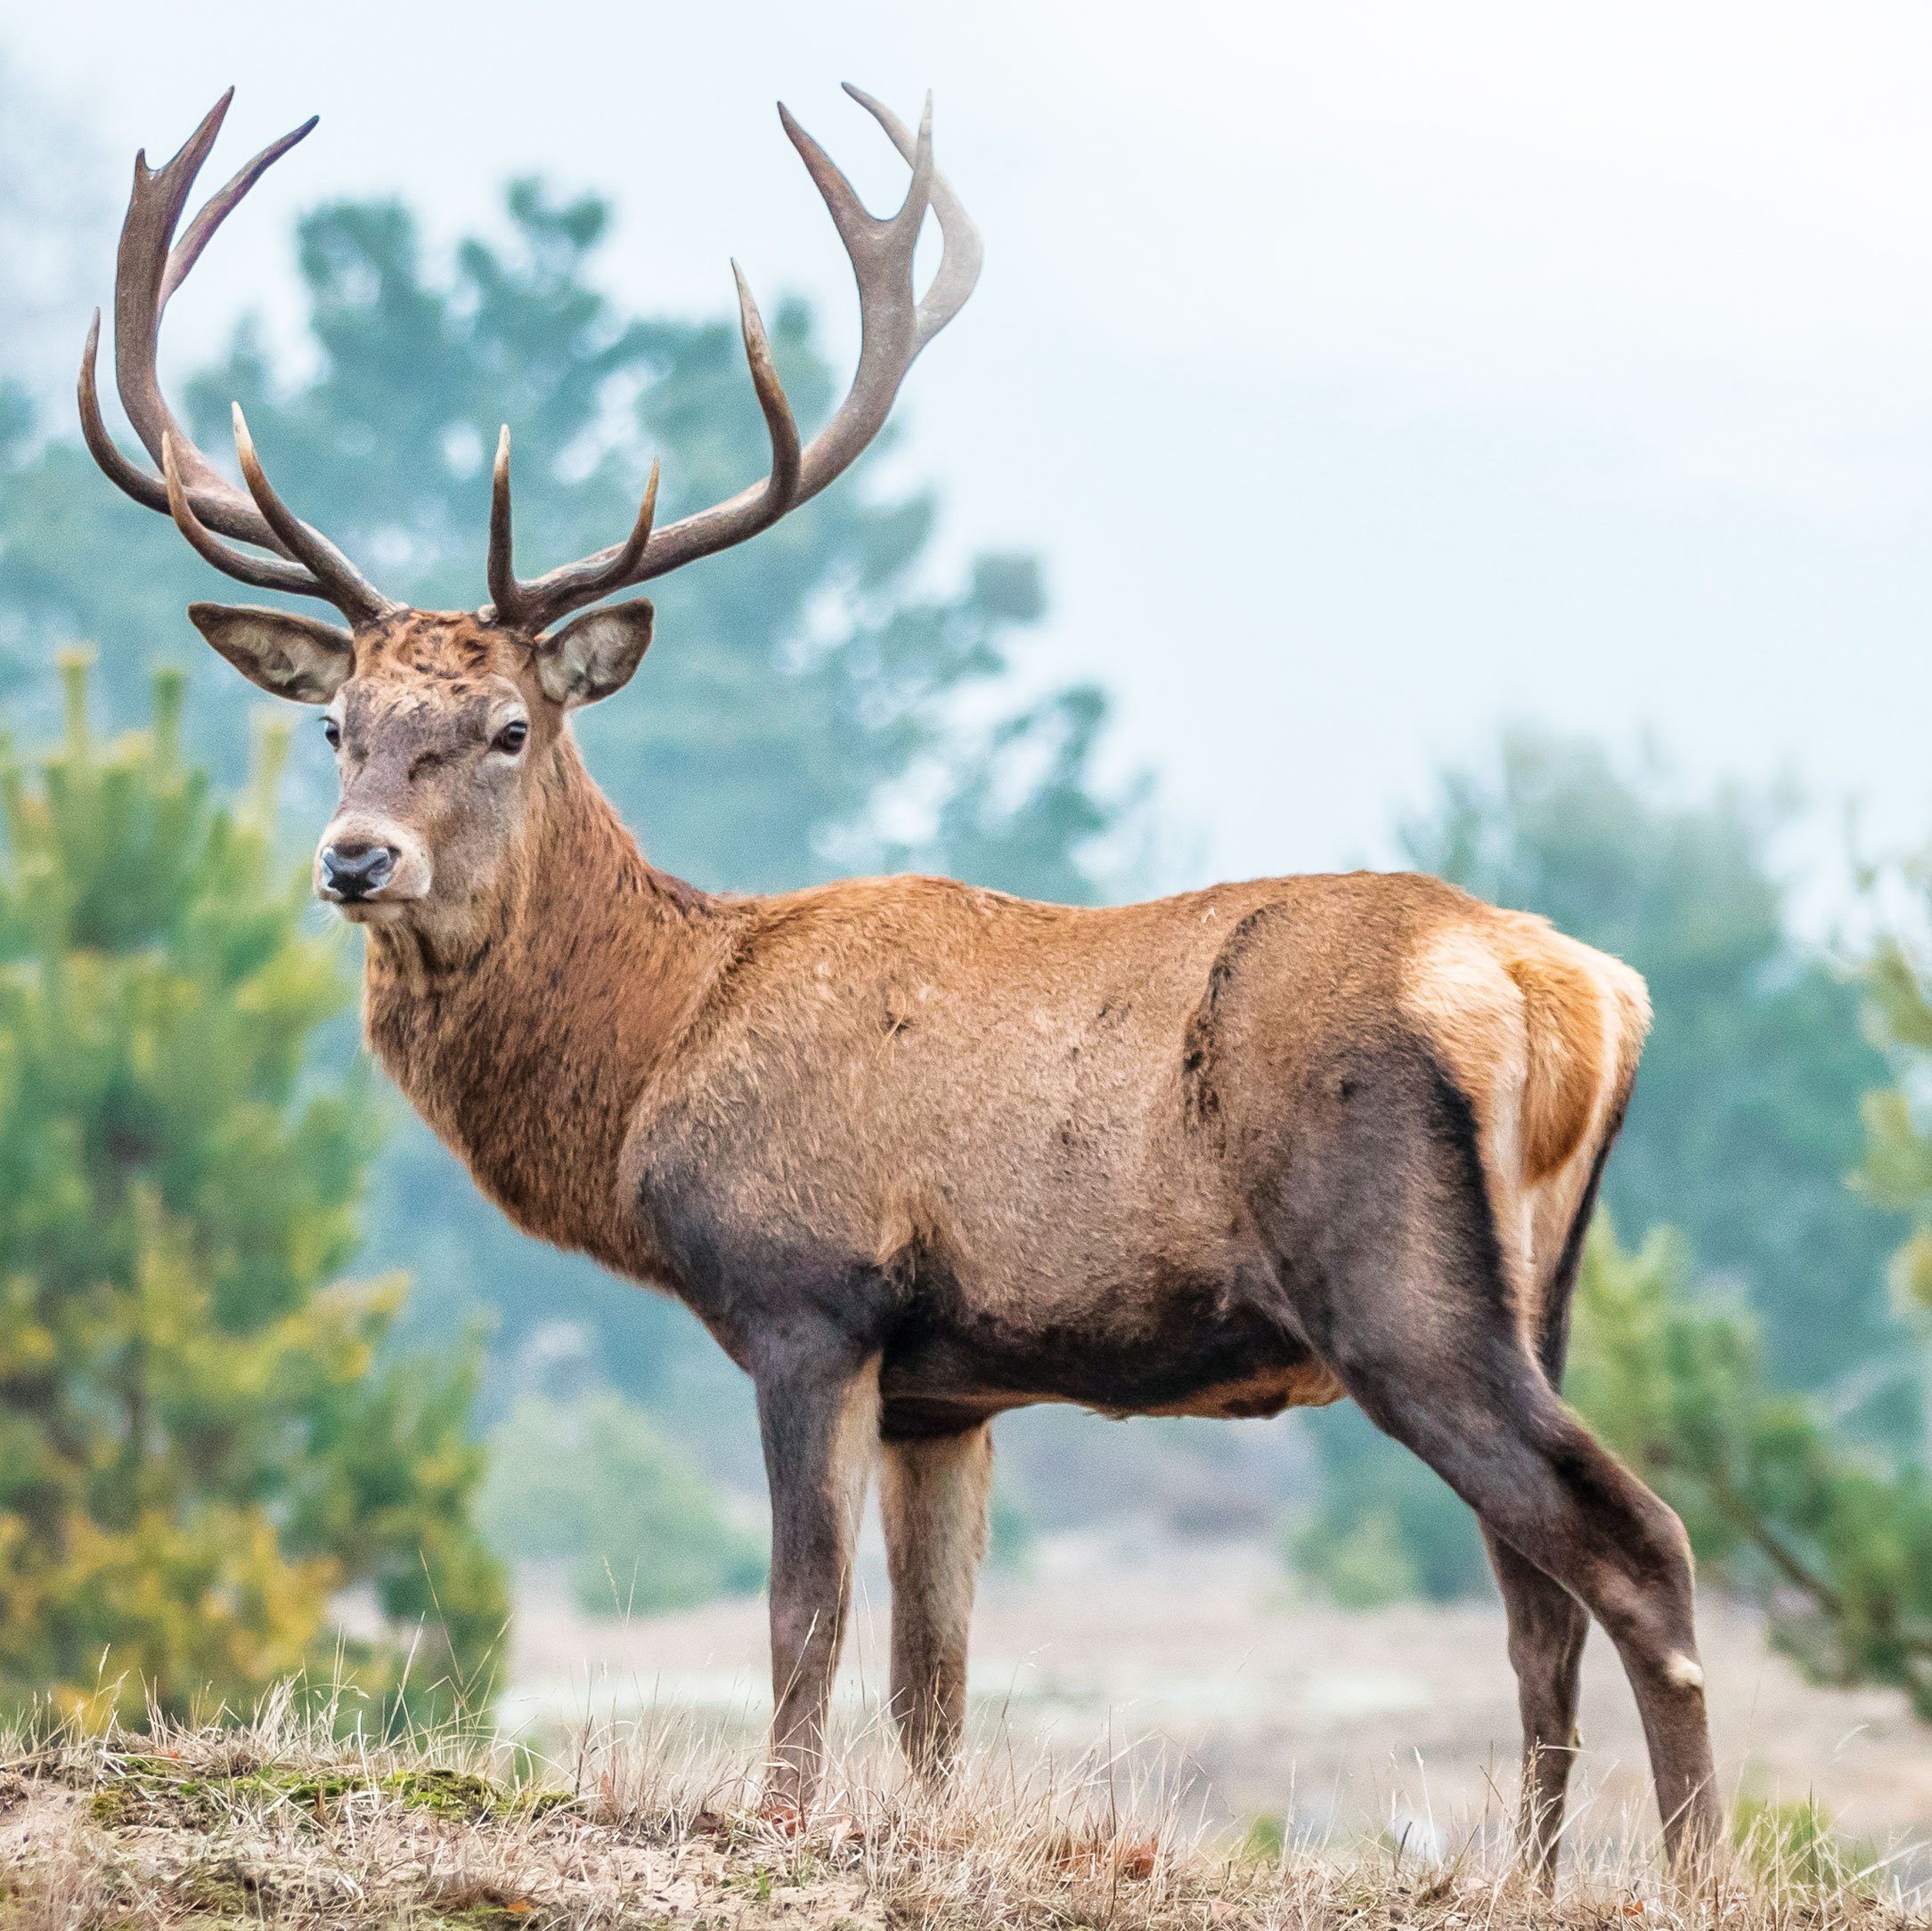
left=536, top=599, right=654, bottom=708
left=188, top=603, right=355, bottom=704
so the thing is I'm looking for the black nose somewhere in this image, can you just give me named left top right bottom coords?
left=320, top=843, right=397, bottom=900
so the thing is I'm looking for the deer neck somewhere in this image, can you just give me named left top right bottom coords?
left=360, top=737, right=728, bottom=1276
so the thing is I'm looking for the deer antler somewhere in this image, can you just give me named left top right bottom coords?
left=78, top=91, right=397, bottom=625
left=486, top=85, right=982, bottom=635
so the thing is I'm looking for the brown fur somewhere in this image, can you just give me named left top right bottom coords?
left=165, top=602, right=1714, bottom=1870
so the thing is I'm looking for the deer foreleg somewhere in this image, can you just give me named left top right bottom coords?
left=754, top=1347, right=880, bottom=1813
left=879, top=1422, right=992, bottom=1776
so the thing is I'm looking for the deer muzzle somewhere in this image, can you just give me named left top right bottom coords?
left=314, top=819, right=431, bottom=911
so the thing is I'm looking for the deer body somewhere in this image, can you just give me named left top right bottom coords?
left=370, top=736, right=1615, bottom=1437
left=83, top=94, right=1722, bottom=1874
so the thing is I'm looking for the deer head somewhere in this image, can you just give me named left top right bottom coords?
left=81, top=88, right=978, bottom=937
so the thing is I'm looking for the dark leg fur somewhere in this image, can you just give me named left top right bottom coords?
left=755, top=1349, right=879, bottom=1810
left=1345, top=1333, right=1717, bottom=1867
left=1486, top=1137, right=1611, bottom=1883
left=879, top=1423, right=992, bottom=1776
left=1487, top=1528, right=1589, bottom=1881
left=1289, top=1057, right=1718, bottom=1870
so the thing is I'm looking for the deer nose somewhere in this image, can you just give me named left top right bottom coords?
left=320, top=842, right=397, bottom=900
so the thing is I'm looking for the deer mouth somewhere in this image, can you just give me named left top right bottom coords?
left=329, top=896, right=412, bottom=925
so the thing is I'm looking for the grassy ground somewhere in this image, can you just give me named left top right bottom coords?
left=0, top=1692, right=1924, bottom=1930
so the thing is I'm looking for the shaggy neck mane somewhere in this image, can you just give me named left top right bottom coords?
left=361, top=735, right=730, bottom=1277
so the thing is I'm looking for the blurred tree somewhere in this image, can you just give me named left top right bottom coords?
left=0, top=181, right=1141, bottom=1428
left=0, top=657, right=506, bottom=1719
left=478, top=1391, right=766, bottom=1617
left=0, top=51, right=104, bottom=404
left=1857, top=898, right=1932, bottom=1460
left=1286, top=1407, right=1490, bottom=1606
left=1294, top=729, right=1912, bottom=1607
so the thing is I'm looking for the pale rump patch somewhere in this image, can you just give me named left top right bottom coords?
left=1500, top=941, right=1603, bottom=1184
left=1401, top=929, right=1531, bottom=1127
left=1403, top=917, right=1654, bottom=1362
left=1400, top=927, right=1532, bottom=1300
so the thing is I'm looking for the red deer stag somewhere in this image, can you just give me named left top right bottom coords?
left=82, top=90, right=1719, bottom=1874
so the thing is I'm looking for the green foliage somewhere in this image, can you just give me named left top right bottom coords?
left=1569, top=1220, right=1932, bottom=1717
left=1286, top=1409, right=1487, bottom=1607
left=0, top=659, right=506, bottom=1719
left=1731, top=1795, right=1875, bottom=1895
left=986, top=1475, right=1037, bottom=1575
left=477, top=1393, right=765, bottom=1617
left=1860, top=922, right=1932, bottom=1337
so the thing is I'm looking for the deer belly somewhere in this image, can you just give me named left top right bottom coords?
left=877, top=1275, right=1342, bottom=1436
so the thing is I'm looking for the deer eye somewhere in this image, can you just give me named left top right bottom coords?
left=493, top=718, right=528, bottom=755
left=322, top=717, right=341, bottom=750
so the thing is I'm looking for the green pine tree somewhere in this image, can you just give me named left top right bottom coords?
left=0, top=654, right=507, bottom=1720
left=1858, top=914, right=1932, bottom=1463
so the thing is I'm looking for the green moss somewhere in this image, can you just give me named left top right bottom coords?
left=82, top=1754, right=572, bottom=1835
left=381, top=1766, right=571, bottom=1821
left=385, top=1766, right=502, bottom=1819
left=171, top=1858, right=263, bottom=1914
left=231, top=1767, right=364, bottom=1814
left=86, top=1785, right=146, bottom=1829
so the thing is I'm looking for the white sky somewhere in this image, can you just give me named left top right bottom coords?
left=10, top=0, right=1932, bottom=892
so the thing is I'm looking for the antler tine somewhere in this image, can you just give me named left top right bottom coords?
left=730, top=261, right=804, bottom=514
left=487, top=426, right=520, bottom=623
left=79, top=94, right=395, bottom=623
left=165, top=115, right=319, bottom=305
left=528, top=457, right=662, bottom=620
left=841, top=83, right=982, bottom=346
left=884, top=94, right=938, bottom=252
left=161, top=433, right=330, bottom=598
left=775, top=101, right=883, bottom=254
left=232, top=404, right=395, bottom=622
left=113, top=94, right=281, bottom=527
left=494, top=88, right=978, bottom=635
left=492, top=268, right=778, bottom=629
left=78, top=308, right=172, bottom=518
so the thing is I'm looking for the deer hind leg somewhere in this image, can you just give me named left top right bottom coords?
left=1292, top=1057, right=1716, bottom=1871
left=1481, top=1140, right=1614, bottom=1884
left=754, top=1348, right=880, bottom=1813
left=1486, top=1528, right=1588, bottom=1882
left=1368, top=1361, right=1719, bottom=1870
left=879, top=1422, right=992, bottom=1778
left=1328, top=1267, right=1717, bottom=1868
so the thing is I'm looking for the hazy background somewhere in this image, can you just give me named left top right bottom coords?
left=12, top=0, right=1932, bottom=892
left=5, top=0, right=1932, bottom=1856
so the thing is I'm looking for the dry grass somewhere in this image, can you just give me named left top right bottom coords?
left=0, top=1687, right=1924, bottom=1930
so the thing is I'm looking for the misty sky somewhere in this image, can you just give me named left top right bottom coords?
left=10, top=1, right=1932, bottom=897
